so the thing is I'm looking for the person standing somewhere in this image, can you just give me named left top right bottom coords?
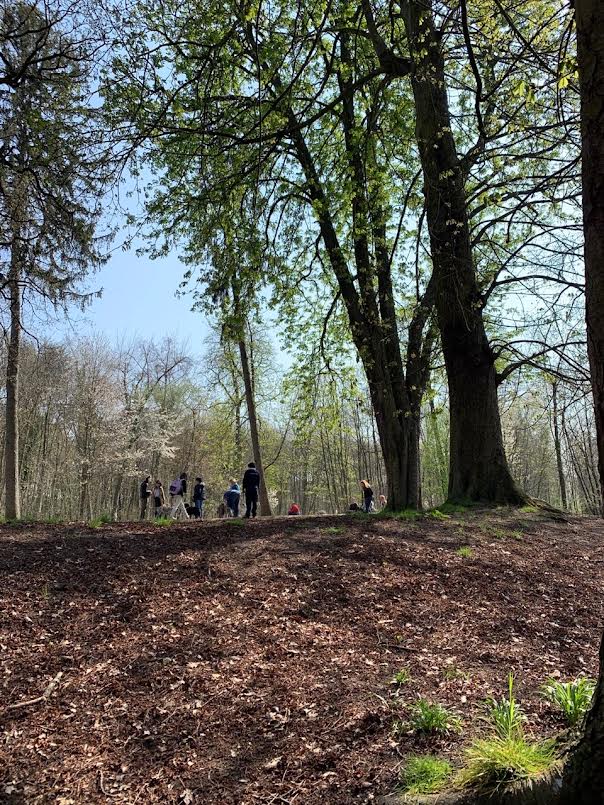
left=153, top=480, right=166, bottom=517
left=193, top=477, right=206, bottom=519
left=242, top=462, right=261, bottom=518
left=224, top=479, right=240, bottom=517
left=169, top=472, right=189, bottom=520
left=360, top=479, right=374, bottom=513
left=140, top=475, right=151, bottom=520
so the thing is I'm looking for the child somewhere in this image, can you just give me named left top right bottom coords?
left=288, top=503, right=301, bottom=515
left=193, top=477, right=205, bottom=519
left=153, top=480, right=165, bottom=517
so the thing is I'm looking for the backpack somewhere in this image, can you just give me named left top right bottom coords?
left=169, top=478, right=182, bottom=496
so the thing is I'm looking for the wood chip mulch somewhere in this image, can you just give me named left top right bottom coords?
left=1, top=510, right=603, bottom=804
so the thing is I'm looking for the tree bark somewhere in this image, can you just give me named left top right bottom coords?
left=552, top=383, right=568, bottom=509
left=554, top=2, right=604, bottom=799
left=575, top=0, right=604, bottom=515
left=402, top=0, right=524, bottom=505
left=238, top=337, right=272, bottom=516
left=5, top=249, right=22, bottom=520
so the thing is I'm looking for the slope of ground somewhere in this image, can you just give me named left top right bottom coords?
left=1, top=510, right=603, bottom=804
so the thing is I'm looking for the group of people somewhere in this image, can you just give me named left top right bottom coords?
left=140, top=472, right=382, bottom=521
left=139, top=462, right=263, bottom=521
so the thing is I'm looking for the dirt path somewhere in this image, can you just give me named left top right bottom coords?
left=1, top=510, right=603, bottom=804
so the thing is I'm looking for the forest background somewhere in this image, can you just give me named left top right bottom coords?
left=0, top=0, right=600, bottom=521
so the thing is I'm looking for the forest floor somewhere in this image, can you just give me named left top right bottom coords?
left=1, top=509, right=603, bottom=805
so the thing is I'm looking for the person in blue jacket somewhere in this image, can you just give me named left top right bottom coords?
left=223, top=479, right=240, bottom=517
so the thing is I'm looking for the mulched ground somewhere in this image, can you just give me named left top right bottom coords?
left=1, top=509, right=603, bottom=804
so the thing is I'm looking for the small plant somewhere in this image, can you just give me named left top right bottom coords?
left=520, top=504, right=539, bottom=513
left=427, top=508, right=451, bottom=520
left=154, top=517, right=174, bottom=527
left=391, top=667, right=412, bottom=686
left=458, top=736, right=555, bottom=791
left=399, top=755, right=452, bottom=795
left=541, top=677, right=595, bottom=726
left=406, top=699, right=462, bottom=734
left=484, top=674, right=526, bottom=740
left=322, top=526, right=344, bottom=534
left=441, top=664, right=469, bottom=682
left=89, top=513, right=112, bottom=528
left=456, top=545, right=473, bottom=558
left=393, top=509, right=423, bottom=521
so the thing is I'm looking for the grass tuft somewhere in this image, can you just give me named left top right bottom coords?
left=483, top=673, right=526, bottom=740
left=391, top=667, right=412, bottom=686
left=396, top=699, right=462, bottom=735
left=399, top=755, right=452, bottom=795
left=154, top=517, right=174, bottom=527
left=458, top=736, right=555, bottom=791
left=541, top=677, right=595, bottom=726
left=322, top=526, right=344, bottom=534
left=89, top=513, right=112, bottom=528
left=456, top=545, right=474, bottom=558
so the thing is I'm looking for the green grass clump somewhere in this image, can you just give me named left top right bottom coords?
left=459, top=673, right=555, bottom=792
left=402, top=699, right=462, bottom=735
left=541, top=677, right=595, bottom=726
left=484, top=674, right=526, bottom=740
left=393, top=508, right=423, bottom=521
left=391, top=667, right=412, bottom=686
left=456, top=545, right=474, bottom=558
left=441, top=664, right=469, bottom=682
left=89, top=513, right=112, bottom=528
left=322, top=526, right=344, bottom=534
left=154, top=517, right=174, bottom=527
left=399, top=755, right=452, bottom=795
left=458, top=736, right=555, bottom=791
left=427, top=508, right=451, bottom=520
left=520, top=504, right=539, bottom=513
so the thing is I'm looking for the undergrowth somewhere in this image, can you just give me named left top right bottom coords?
left=399, top=755, right=452, bottom=795
left=396, top=699, right=462, bottom=735
left=542, top=677, right=595, bottom=726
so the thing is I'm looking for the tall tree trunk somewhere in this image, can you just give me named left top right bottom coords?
left=552, top=383, right=568, bottom=509
left=402, top=0, right=524, bottom=505
left=575, top=0, right=604, bottom=515
left=238, top=337, right=272, bottom=516
left=5, top=252, right=22, bottom=520
left=557, top=1, right=604, bottom=798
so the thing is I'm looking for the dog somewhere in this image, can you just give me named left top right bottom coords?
left=217, top=501, right=227, bottom=518
left=186, top=504, right=201, bottom=519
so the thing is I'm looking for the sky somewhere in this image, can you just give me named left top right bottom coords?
left=60, top=245, right=212, bottom=355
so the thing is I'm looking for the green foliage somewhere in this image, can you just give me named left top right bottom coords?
left=458, top=737, right=555, bottom=791
left=541, top=677, right=595, bottom=726
left=399, top=699, right=462, bottom=735
left=399, top=755, right=452, bottom=796
left=391, top=668, right=412, bottom=686
left=427, top=509, right=451, bottom=520
left=441, top=664, right=469, bottom=682
left=154, top=517, right=174, bottom=527
left=322, top=526, right=344, bottom=534
left=483, top=674, right=526, bottom=740
left=89, top=514, right=112, bottom=528
left=456, top=545, right=473, bottom=558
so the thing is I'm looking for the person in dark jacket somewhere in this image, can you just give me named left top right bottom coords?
left=242, top=462, right=261, bottom=518
left=360, top=479, right=374, bottom=513
left=193, top=477, right=205, bottom=519
left=140, top=475, right=151, bottom=520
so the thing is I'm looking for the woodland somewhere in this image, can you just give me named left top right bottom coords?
left=1, top=0, right=604, bottom=803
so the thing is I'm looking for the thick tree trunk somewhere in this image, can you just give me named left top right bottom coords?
left=558, top=631, right=604, bottom=803
left=238, top=338, right=272, bottom=516
left=403, top=0, right=524, bottom=505
left=553, top=3, right=604, bottom=801
left=575, top=0, right=604, bottom=515
left=5, top=254, right=22, bottom=520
